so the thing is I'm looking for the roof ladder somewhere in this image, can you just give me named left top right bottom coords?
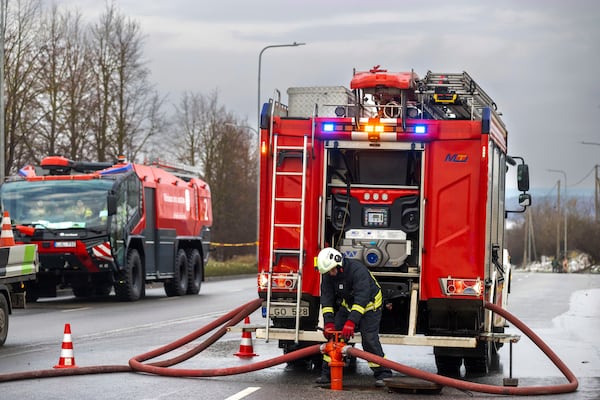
left=416, top=71, right=497, bottom=120
left=265, top=134, right=309, bottom=343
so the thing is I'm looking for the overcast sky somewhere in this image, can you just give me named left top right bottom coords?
left=55, top=0, right=600, bottom=192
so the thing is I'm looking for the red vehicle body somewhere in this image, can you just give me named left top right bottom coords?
left=0, top=157, right=212, bottom=302
left=257, top=66, right=530, bottom=374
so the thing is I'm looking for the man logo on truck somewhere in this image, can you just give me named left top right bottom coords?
left=445, top=153, right=469, bottom=163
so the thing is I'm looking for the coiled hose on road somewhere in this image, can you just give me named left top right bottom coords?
left=0, top=298, right=579, bottom=396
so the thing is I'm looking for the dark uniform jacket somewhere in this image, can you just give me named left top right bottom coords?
left=320, top=258, right=383, bottom=325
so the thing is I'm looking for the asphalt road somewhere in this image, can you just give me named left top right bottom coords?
left=0, top=271, right=598, bottom=400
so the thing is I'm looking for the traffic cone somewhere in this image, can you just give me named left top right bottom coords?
left=0, top=211, right=15, bottom=247
left=234, top=316, right=257, bottom=358
left=54, top=323, right=77, bottom=368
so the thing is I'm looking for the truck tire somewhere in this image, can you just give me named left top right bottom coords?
left=434, top=354, right=462, bottom=376
left=0, top=294, right=9, bottom=346
left=186, top=249, right=203, bottom=295
left=114, top=248, right=143, bottom=301
left=464, top=341, right=499, bottom=375
left=164, top=249, right=188, bottom=297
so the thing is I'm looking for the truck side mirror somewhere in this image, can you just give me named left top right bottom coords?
left=518, top=193, right=531, bottom=207
left=517, top=164, right=530, bottom=192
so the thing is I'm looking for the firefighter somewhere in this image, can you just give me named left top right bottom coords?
left=315, top=247, right=393, bottom=386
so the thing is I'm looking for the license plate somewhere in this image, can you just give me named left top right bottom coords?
left=269, top=306, right=309, bottom=318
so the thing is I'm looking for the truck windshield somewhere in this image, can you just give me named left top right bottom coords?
left=0, top=179, right=114, bottom=229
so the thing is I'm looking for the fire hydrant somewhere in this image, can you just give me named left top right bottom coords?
left=320, top=332, right=350, bottom=391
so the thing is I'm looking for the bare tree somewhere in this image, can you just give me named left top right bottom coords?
left=172, top=90, right=257, bottom=258
left=87, top=2, right=162, bottom=163
left=507, top=195, right=600, bottom=266
left=33, top=4, right=76, bottom=159
left=61, top=8, right=95, bottom=160
left=2, top=0, right=44, bottom=174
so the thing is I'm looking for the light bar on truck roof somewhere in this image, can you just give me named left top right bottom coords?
left=318, top=120, right=429, bottom=140
left=364, top=124, right=385, bottom=133
left=320, top=121, right=353, bottom=133
left=99, top=163, right=133, bottom=175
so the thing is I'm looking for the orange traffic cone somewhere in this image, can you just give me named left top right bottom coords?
left=0, top=211, right=15, bottom=247
left=234, top=316, right=257, bottom=358
left=54, top=323, right=77, bottom=368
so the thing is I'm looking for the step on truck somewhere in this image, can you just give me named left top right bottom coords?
left=0, top=157, right=212, bottom=302
left=0, top=222, right=38, bottom=345
left=257, top=66, right=531, bottom=375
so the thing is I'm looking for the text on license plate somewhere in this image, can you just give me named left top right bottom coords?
left=269, top=306, right=309, bottom=317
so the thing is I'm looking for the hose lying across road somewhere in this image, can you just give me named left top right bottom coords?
left=347, top=301, right=578, bottom=396
left=0, top=298, right=579, bottom=396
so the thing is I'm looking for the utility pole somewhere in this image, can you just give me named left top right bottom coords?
left=594, top=164, right=600, bottom=223
left=555, top=180, right=561, bottom=260
left=548, top=169, right=568, bottom=260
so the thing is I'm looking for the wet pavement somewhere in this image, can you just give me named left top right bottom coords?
left=0, top=272, right=598, bottom=399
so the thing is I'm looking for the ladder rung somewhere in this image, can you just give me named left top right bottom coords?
left=275, top=197, right=302, bottom=202
left=274, top=249, right=301, bottom=254
left=276, top=171, right=303, bottom=176
left=278, top=145, right=305, bottom=151
left=274, top=223, right=302, bottom=228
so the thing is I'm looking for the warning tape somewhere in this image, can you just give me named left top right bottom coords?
left=209, top=242, right=258, bottom=248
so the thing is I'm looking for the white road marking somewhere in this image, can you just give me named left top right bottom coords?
left=224, top=386, right=261, bottom=400
left=61, top=307, right=91, bottom=312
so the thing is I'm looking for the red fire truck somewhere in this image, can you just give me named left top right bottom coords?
left=256, top=66, right=531, bottom=374
left=0, top=156, right=212, bottom=302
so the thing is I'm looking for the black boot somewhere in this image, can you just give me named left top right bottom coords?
left=315, top=363, right=331, bottom=384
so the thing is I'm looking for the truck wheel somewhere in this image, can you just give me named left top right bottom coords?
left=0, top=294, right=9, bottom=346
left=164, top=249, right=188, bottom=297
left=434, top=354, right=462, bottom=376
left=114, top=248, right=143, bottom=301
left=464, top=341, right=498, bottom=375
left=186, top=249, right=203, bottom=295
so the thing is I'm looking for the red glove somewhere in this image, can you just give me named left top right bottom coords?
left=323, top=322, right=335, bottom=340
left=323, top=322, right=335, bottom=339
left=341, top=320, right=355, bottom=340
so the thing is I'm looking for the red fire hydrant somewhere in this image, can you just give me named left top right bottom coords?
left=320, top=332, right=348, bottom=391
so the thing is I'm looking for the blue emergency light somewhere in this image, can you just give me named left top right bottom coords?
left=322, top=123, right=335, bottom=132
left=415, top=125, right=427, bottom=134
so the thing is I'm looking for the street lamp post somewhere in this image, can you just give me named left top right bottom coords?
left=255, top=42, right=305, bottom=262
left=548, top=169, right=568, bottom=262
left=257, top=42, right=305, bottom=134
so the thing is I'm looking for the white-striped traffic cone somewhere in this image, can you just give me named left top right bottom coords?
left=234, top=316, right=257, bottom=358
left=0, top=211, right=15, bottom=247
left=54, top=323, right=77, bottom=368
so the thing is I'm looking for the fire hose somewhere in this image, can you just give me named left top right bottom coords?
left=341, top=301, right=578, bottom=396
left=0, top=298, right=579, bottom=396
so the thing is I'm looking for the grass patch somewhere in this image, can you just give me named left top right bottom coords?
left=205, top=254, right=257, bottom=277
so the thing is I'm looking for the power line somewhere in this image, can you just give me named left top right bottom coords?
left=571, top=165, right=597, bottom=187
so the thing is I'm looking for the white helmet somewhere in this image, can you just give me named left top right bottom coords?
left=316, top=248, right=343, bottom=274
